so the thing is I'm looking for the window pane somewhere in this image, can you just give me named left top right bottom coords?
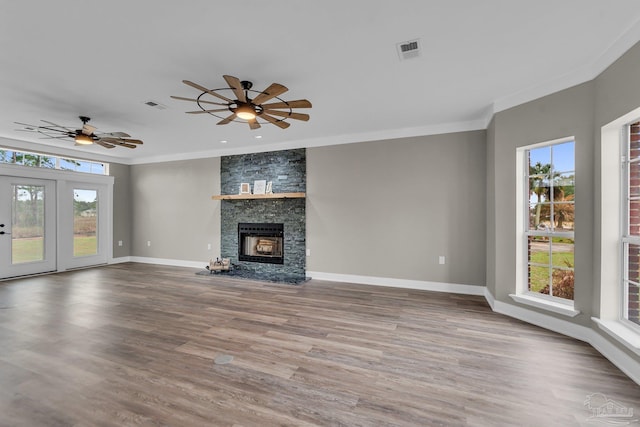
left=73, top=189, right=98, bottom=257
left=628, top=283, right=640, bottom=326
left=630, top=161, right=640, bottom=197
left=12, top=185, right=45, bottom=264
left=60, top=158, right=79, bottom=171
left=630, top=122, right=640, bottom=161
left=551, top=141, right=575, bottom=173
left=552, top=202, right=574, bottom=232
left=530, top=203, right=552, bottom=231
left=552, top=266, right=574, bottom=300
left=551, top=239, right=574, bottom=300
left=551, top=238, right=574, bottom=268
left=528, top=236, right=550, bottom=293
left=529, top=146, right=551, bottom=168
left=555, top=173, right=575, bottom=197
left=628, top=243, right=640, bottom=285
left=630, top=201, right=640, bottom=236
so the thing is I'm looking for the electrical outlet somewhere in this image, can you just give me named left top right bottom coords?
left=147, top=241, right=151, bottom=247
left=118, top=240, right=123, bottom=247
left=207, top=243, right=212, bottom=250
left=306, top=248, right=311, bottom=257
left=439, top=256, right=445, bottom=265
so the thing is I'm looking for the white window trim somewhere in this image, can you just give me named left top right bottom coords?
left=515, top=136, right=579, bottom=316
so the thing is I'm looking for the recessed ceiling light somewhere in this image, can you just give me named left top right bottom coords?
left=255, top=135, right=262, bottom=139
left=220, top=140, right=227, bottom=144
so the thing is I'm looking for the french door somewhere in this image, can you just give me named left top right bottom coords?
left=0, top=176, right=56, bottom=279
left=61, top=182, right=110, bottom=270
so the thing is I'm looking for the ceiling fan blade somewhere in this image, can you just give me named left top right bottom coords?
left=186, top=108, right=230, bottom=114
left=223, top=75, right=247, bottom=103
left=40, top=120, right=76, bottom=131
left=94, top=140, right=116, bottom=149
left=182, top=80, right=233, bottom=103
left=260, top=113, right=290, bottom=129
left=82, top=124, right=97, bottom=135
left=217, top=114, right=236, bottom=125
left=100, top=137, right=143, bottom=145
left=98, top=138, right=137, bottom=149
left=14, top=121, right=39, bottom=130
left=260, top=99, right=312, bottom=109
left=262, top=110, right=310, bottom=121
left=248, top=118, right=261, bottom=130
left=170, top=95, right=227, bottom=106
left=101, top=131, right=131, bottom=138
left=16, top=123, right=69, bottom=134
left=252, top=83, right=288, bottom=105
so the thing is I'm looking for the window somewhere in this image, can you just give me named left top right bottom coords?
left=623, top=122, right=640, bottom=328
left=0, top=147, right=107, bottom=175
left=523, top=139, right=575, bottom=302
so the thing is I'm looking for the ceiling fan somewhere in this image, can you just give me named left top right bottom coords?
left=15, top=116, right=144, bottom=149
left=171, top=75, right=312, bottom=130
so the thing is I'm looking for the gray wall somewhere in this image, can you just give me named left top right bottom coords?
left=307, top=131, right=487, bottom=286
left=110, top=162, right=131, bottom=259
left=130, top=157, right=220, bottom=262
left=491, top=81, right=595, bottom=318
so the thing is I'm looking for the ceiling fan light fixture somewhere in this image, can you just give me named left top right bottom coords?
left=75, top=134, right=93, bottom=145
left=235, top=104, right=256, bottom=120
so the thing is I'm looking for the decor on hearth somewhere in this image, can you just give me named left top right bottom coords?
left=266, top=181, right=273, bottom=194
left=206, top=257, right=230, bottom=273
left=239, top=183, right=251, bottom=194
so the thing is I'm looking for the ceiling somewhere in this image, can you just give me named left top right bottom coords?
left=2, top=1, right=640, bottom=165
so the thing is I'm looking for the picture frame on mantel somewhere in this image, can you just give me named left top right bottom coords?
left=239, top=183, right=251, bottom=194
left=253, top=180, right=267, bottom=195
left=265, top=181, right=273, bottom=194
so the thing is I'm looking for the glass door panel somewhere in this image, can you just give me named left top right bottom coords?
left=73, top=188, right=98, bottom=257
left=12, top=184, right=45, bottom=263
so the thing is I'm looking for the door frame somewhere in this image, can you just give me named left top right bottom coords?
left=0, top=163, right=114, bottom=276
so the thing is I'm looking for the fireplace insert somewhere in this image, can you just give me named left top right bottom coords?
left=238, top=223, right=284, bottom=264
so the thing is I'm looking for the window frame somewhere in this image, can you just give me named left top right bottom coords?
left=513, top=136, right=579, bottom=316
left=0, top=147, right=108, bottom=176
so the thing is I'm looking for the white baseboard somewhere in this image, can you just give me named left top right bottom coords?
left=306, top=271, right=486, bottom=295
left=120, top=256, right=205, bottom=269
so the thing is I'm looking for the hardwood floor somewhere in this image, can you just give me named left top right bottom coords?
left=0, top=263, right=638, bottom=426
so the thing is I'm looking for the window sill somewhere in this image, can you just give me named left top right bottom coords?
left=509, top=293, right=580, bottom=317
left=591, top=318, right=640, bottom=356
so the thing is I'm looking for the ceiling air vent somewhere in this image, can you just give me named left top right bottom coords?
left=143, top=100, right=167, bottom=110
left=396, top=39, right=420, bottom=61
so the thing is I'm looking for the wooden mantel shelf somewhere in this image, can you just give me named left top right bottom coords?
left=212, top=192, right=305, bottom=200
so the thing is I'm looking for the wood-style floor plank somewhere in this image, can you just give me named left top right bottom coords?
left=0, top=262, right=638, bottom=426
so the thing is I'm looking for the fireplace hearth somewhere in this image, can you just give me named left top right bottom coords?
left=238, top=223, right=284, bottom=264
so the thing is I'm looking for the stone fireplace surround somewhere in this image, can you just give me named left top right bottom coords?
left=219, top=149, right=306, bottom=281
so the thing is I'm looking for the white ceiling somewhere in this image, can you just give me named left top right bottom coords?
left=2, top=1, right=640, bottom=165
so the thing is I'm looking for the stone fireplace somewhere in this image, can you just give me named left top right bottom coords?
left=219, top=149, right=306, bottom=281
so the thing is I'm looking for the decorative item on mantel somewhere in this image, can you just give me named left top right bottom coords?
left=239, top=183, right=251, bottom=195
left=253, top=180, right=267, bottom=195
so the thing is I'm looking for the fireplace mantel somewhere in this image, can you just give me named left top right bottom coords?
left=212, top=192, right=305, bottom=200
